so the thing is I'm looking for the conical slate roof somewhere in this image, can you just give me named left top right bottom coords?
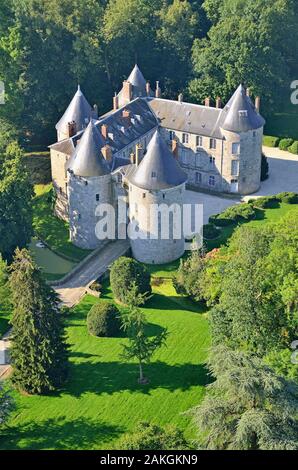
left=68, top=120, right=109, bottom=177
left=221, top=84, right=265, bottom=133
left=128, top=130, right=187, bottom=190
left=127, top=64, right=147, bottom=95
left=56, top=85, right=93, bottom=132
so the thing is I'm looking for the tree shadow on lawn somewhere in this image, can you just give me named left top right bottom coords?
left=66, top=360, right=210, bottom=397
left=0, top=416, right=122, bottom=450
left=144, top=293, right=206, bottom=314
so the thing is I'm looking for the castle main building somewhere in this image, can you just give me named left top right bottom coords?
left=50, top=64, right=265, bottom=261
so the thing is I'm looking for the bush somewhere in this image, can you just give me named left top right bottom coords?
left=203, top=223, right=221, bottom=239
left=288, top=141, right=298, bottom=155
left=276, top=192, right=298, bottom=204
left=249, top=195, right=280, bottom=209
left=110, top=257, right=151, bottom=305
left=263, top=135, right=280, bottom=147
left=209, top=204, right=256, bottom=226
left=278, top=138, right=294, bottom=151
left=87, top=302, right=121, bottom=337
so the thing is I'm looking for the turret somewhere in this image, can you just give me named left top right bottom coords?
left=220, top=84, right=265, bottom=194
left=116, top=64, right=153, bottom=107
left=67, top=120, right=113, bottom=249
left=127, top=130, right=187, bottom=264
left=55, top=85, right=94, bottom=141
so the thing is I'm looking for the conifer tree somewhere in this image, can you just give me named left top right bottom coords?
left=9, top=248, right=68, bottom=394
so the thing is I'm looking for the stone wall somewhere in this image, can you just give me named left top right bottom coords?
left=128, top=182, right=185, bottom=264
left=50, top=148, right=70, bottom=220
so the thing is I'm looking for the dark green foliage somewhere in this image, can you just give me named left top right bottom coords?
left=191, top=346, right=298, bottom=450
left=0, top=383, right=13, bottom=426
left=203, top=223, right=220, bottom=239
left=117, top=422, right=190, bottom=450
left=279, top=138, right=294, bottom=151
left=288, top=140, right=298, bottom=155
left=173, top=250, right=207, bottom=302
left=249, top=195, right=280, bottom=209
left=0, top=142, right=34, bottom=261
left=260, top=153, right=269, bottom=181
left=87, top=302, right=121, bottom=337
left=209, top=204, right=256, bottom=226
left=110, top=257, right=151, bottom=305
left=277, top=192, right=298, bottom=204
left=9, top=249, right=68, bottom=394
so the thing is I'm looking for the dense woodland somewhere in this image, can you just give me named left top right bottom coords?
left=0, top=0, right=298, bottom=147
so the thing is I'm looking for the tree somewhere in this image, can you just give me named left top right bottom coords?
left=0, top=255, right=11, bottom=332
left=120, top=286, right=168, bottom=384
left=0, top=383, right=13, bottom=427
left=0, top=142, right=33, bottom=261
left=261, top=153, right=269, bottom=181
left=191, top=346, right=298, bottom=450
left=87, top=302, right=121, bottom=337
left=9, top=248, right=68, bottom=394
left=117, top=422, right=190, bottom=450
left=110, top=257, right=151, bottom=306
left=189, top=0, right=298, bottom=111
left=173, top=249, right=207, bottom=302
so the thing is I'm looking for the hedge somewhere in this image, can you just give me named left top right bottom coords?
left=203, top=223, right=221, bottom=239
left=263, top=135, right=280, bottom=147
left=209, top=203, right=256, bottom=226
left=288, top=141, right=298, bottom=155
left=279, top=138, right=294, bottom=151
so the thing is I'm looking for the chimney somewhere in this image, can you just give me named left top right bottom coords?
left=130, top=153, right=135, bottom=164
left=246, top=87, right=251, bottom=97
left=178, top=93, right=183, bottom=103
left=122, top=109, right=131, bottom=128
left=255, top=96, right=261, bottom=113
left=146, top=81, right=151, bottom=96
left=135, top=143, right=143, bottom=166
left=67, top=121, right=77, bottom=138
left=93, top=104, right=98, bottom=118
left=216, top=97, right=222, bottom=109
left=101, top=123, right=108, bottom=139
left=101, top=145, right=112, bottom=161
left=113, top=92, right=119, bottom=111
left=155, top=81, right=161, bottom=98
left=122, top=80, right=132, bottom=102
left=204, top=97, right=211, bottom=107
left=171, top=139, right=179, bottom=159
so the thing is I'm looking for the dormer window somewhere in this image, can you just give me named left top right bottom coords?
left=239, top=110, right=248, bottom=117
left=151, top=171, right=157, bottom=178
left=182, top=133, right=189, bottom=144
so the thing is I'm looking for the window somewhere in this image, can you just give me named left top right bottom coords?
left=195, top=172, right=202, bottom=184
left=232, top=142, right=240, bottom=155
left=231, top=160, right=239, bottom=176
left=209, top=175, right=215, bottom=187
left=169, top=130, right=175, bottom=140
left=209, top=156, right=215, bottom=166
left=117, top=173, right=122, bottom=183
left=96, top=194, right=99, bottom=202
left=196, top=136, right=203, bottom=147
left=239, top=110, right=248, bottom=117
left=210, top=138, right=216, bottom=149
left=181, top=151, right=188, bottom=165
left=142, top=193, right=146, bottom=198
left=195, top=154, right=200, bottom=167
left=182, top=133, right=189, bottom=144
left=162, top=193, right=165, bottom=199
left=151, top=171, right=156, bottom=178
left=253, top=131, right=256, bottom=138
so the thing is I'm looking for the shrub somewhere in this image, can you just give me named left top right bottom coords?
left=249, top=196, right=280, bottom=209
left=110, top=257, right=151, bottom=305
left=87, top=302, right=121, bottom=337
left=203, top=223, right=221, bottom=239
left=276, top=192, right=298, bottom=204
left=262, top=135, right=280, bottom=147
left=209, top=204, right=256, bottom=226
left=288, top=141, right=298, bottom=155
left=278, top=138, right=294, bottom=151
left=260, top=153, right=269, bottom=181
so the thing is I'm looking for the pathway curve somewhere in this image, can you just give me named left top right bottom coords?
left=54, top=239, right=130, bottom=307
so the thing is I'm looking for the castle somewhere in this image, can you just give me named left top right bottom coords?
left=50, top=64, right=265, bottom=263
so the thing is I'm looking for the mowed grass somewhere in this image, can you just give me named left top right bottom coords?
left=33, top=184, right=91, bottom=262
left=0, top=284, right=210, bottom=450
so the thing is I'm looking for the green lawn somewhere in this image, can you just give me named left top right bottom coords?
left=0, top=282, right=210, bottom=450
left=32, top=184, right=91, bottom=263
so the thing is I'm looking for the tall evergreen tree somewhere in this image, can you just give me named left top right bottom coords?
left=9, top=248, right=68, bottom=394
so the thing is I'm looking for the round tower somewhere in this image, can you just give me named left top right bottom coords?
left=67, top=120, right=112, bottom=249
left=220, top=85, right=265, bottom=195
left=127, top=130, right=187, bottom=264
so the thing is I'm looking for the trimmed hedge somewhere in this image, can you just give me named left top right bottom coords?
left=263, top=135, right=280, bottom=147
left=279, top=138, right=294, bottom=151
left=110, top=257, right=151, bottom=304
left=248, top=196, right=279, bottom=209
left=288, top=141, right=298, bottom=155
left=203, top=223, right=221, bottom=239
left=209, top=203, right=256, bottom=226
left=276, top=192, right=298, bottom=204
left=87, top=302, right=121, bottom=337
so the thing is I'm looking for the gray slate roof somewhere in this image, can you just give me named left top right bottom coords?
left=127, top=129, right=187, bottom=190
left=68, top=120, right=109, bottom=177
left=221, top=84, right=265, bottom=133
left=56, top=85, right=94, bottom=132
left=148, top=98, right=225, bottom=138
left=118, top=64, right=153, bottom=107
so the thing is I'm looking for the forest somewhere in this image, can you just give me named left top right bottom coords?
left=0, top=0, right=298, bottom=148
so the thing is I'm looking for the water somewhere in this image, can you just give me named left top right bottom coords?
left=29, top=237, right=76, bottom=276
